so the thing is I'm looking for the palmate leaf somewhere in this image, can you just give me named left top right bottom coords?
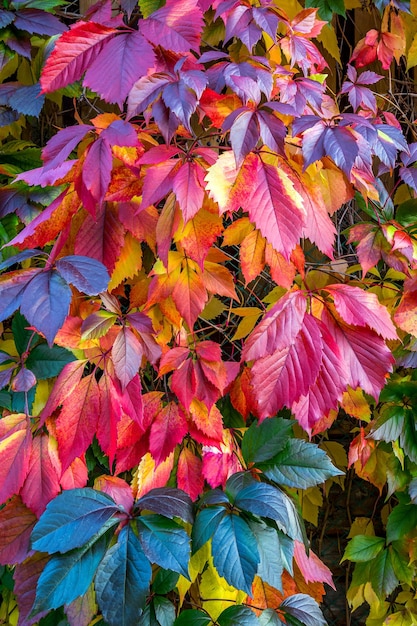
left=95, top=525, right=152, bottom=626
left=280, top=594, right=327, bottom=626
left=136, top=487, right=194, bottom=524
left=241, top=417, right=293, bottom=464
left=248, top=520, right=284, bottom=591
left=137, top=515, right=191, bottom=578
left=192, top=506, right=227, bottom=553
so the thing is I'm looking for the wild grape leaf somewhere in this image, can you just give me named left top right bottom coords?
left=19, top=269, right=72, bottom=346
left=40, top=22, right=117, bottom=93
left=32, top=533, right=110, bottom=614
left=13, top=553, right=50, bottom=626
left=137, top=515, right=190, bottom=578
left=55, top=373, right=100, bottom=472
left=149, top=402, right=188, bottom=464
left=240, top=229, right=266, bottom=284
left=280, top=594, right=327, bottom=626
left=112, top=327, right=143, bottom=390
left=342, top=535, right=385, bottom=562
left=78, top=137, right=113, bottom=214
left=31, top=488, right=121, bottom=554
left=0, top=417, right=32, bottom=504
left=20, top=433, right=61, bottom=517
left=26, top=344, right=75, bottom=380
left=12, top=367, right=36, bottom=392
left=13, top=8, right=67, bottom=36
left=259, top=438, right=343, bottom=489
left=212, top=513, right=259, bottom=594
left=55, top=255, right=109, bottom=295
left=84, top=30, right=156, bottom=107
left=0, top=495, right=37, bottom=565
left=136, top=487, right=194, bottom=524
left=139, top=0, right=204, bottom=52
left=95, top=525, right=152, bottom=626
left=126, top=74, right=172, bottom=121
left=217, top=605, right=259, bottom=626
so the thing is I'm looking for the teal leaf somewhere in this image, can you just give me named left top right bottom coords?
left=241, top=417, right=292, bottom=464
left=249, top=521, right=283, bottom=591
left=192, top=506, right=227, bottom=553
left=212, top=514, right=259, bottom=595
left=260, top=439, right=343, bottom=489
left=31, top=489, right=121, bottom=554
left=217, top=605, right=259, bottom=625
left=137, top=515, right=190, bottom=578
left=259, top=609, right=285, bottom=625
left=32, top=533, right=109, bottom=614
left=174, top=610, right=211, bottom=625
left=95, top=525, right=152, bottom=626
left=234, top=482, right=291, bottom=533
left=136, top=488, right=194, bottom=524
left=153, top=596, right=175, bottom=626
left=26, top=344, right=75, bottom=379
left=280, top=594, right=327, bottom=626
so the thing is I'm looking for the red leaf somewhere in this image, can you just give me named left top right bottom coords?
left=188, top=400, right=224, bottom=444
left=55, top=373, right=100, bottom=472
left=139, top=0, right=203, bottom=53
left=0, top=496, right=36, bottom=566
left=293, top=540, right=335, bottom=589
left=13, top=553, right=50, bottom=626
left=60, top=456, right=88, bottom=490
left=84, top=30, right=156, bottom=107
left=112, top=326, right=143, bottom=389
left=202, top=430, right=243, bottom=488
left=20, top=434, right=61, bottom=517
left=173, top=160, right=206, bottom=223
left=177, top=448, right=204, bottom=501
left=40, top=22, right=117, bottom=93
left=40, top=360, right=86, bottom=425
left=94, top=475, right=133, bottom=513
left=149, top=402, right=188, bottom=464
left=96, top=373, right=123, bottom=465
left=0, top=418, right=32, bottom=504
left=172, top=261, right=208, bottom=328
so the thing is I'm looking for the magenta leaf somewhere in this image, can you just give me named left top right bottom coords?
left=112, top=327, right=143, bottom=390
left=127, top=74, right=171, bottom=120
left=80, top=137, right=113, bottom=213
left=42, top=125, right=93, bottom=172
left=20, top=270, right=72, bottom=346
left=55, top=255, right=110, bottom=295
left=84, top=30, right=156, bottom=107
left=140, top=0, right=204, bottom=53
left=100, top=120, right=138, bottom=147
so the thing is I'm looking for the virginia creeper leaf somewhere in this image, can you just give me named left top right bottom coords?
left=137, top=515, right=191, bottom=578
left=136, top=487, right=194, bottom=524
left=112, top=326, right=143, bottom=390
left=139, top=0, right=204, bottom=52
left=280, top=594, right=327, bottom=626
left=0, top=495, right=37, bottom=565
left=241, top=417, right=293, bottom=464
left=217, top=605, right=259, bottom=626
left=26, top=344, right=75, bottom=380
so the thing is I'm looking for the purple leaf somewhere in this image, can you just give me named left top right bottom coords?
left=373, top=124, right=408, bottom=168
left=121, top=0, right=138, bottom=18
left=13, top=9, right=67, bottom=36
left=12, top=368, right=36, bottom=393
left=399, top=166, right=417, bottom=193
left=140, top=0, right=204, bottom=53
left=55, top=255, right=110, bottom=295
left=228, top=109, right=259, bottom=167
left=84, top=30, right=156, bottom=107
left=0, top=109, right=20, bottom=127
left=100, top=119, right=138, bottom=147
left=323, top=126, right=359, bottom=175
left=0, top=10, right=14, bottom=28
left=20, top=270, right=72, bottom=346
left=257, top=109, right=286, bottom=155
left=0, top=367, right=14, bottom=390
left=125, top=312, right=154, bottom=334
left=126, top=74, right=171, bottom=120
left=0, top=269, right=40, bottom=323
left=15, top=161, right=76, bottom=188
left=42, top=125, right=93, bottom=172
left=0, top=250, right=43, bottom=272
left=162, top=79, right=200, bottom=130
left=80, top=137, right=113, bottom=211
left=252, top=7, right=279, bottom=40
left=299, top=120, right=326, bottom=169
left=112, top=327, right=143, bottom=390
left=8, top=83, right=44, bottom=117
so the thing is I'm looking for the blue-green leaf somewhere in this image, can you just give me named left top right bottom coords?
left=249, top=521, right=283, bottom=591
left=26, top=344, right=75, bottom=379
left=259, top=609, right=285, bottom=625
left=242, top=418, right=292, bottom=464
left=154, top=596, right=175, bottom=626
left=234, top=483, right=290, bottom=533
left=174, top=610, right=211, bottom=625
left=95, top=525, right=152, bottom=626
left=260, top=439, right=343, bottom=489
left=192, top=506, right=227, bottom=553
left=152, top=569, right=179, bottom=594
left=32, top=533, right=109, bottom=614
left=137, top=515, right=190, bottom=578
left=31, top=489, right=121, bottom=554
left=212, top=514, right=259, bottom=595
left=217, top=605, right=259, bottom=625
left=137, top=488, right=193, bottom=524
left=280, top=594, right=327, bottom=626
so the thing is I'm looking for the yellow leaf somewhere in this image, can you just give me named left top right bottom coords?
left=131, top=451, right=174, bottom=500
left=262, top=286, right=286, bottom=305
left=108, top=233, right=142, bottom=290
left=200, top=555, right=246, bottom=620
left=384, top=611, right=416, bottom=625
left=232, top=308, right=263, bottom=341
left=348, top=517, right=375, bottom=538
left=299, top=486, right=323, bottom=525
left=341, top=387, right=371, bottom=422
left=200, top=296, right=226, bottom=321
left=273, top=0, right=303, bottom=18
left=32, top=380, right=51, bottom=416
left=177, top=543, right=210, bottom=606
left=317, top=25, right=341, bottom=64
left=222, top=217, right=253, bottom=247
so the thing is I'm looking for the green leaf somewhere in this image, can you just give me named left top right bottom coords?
left=95, top=525, right=152, bottom=626
left=12, top=312, right=35, bottom=356
left=369, top=548, right=398, bottom=597
left=259, top=609, right=285, bottom=625
left=390, top=543, right=414, bottom=586
left=371, top=405, right=405, bottom=442
left=241, top=417, right=292, bottom=464
left=174, top=610, right=211, bottom=625
left=137, top=515, right=190, bottom=579
left=212, top=513, right=259, bottom=595
left=306, top=0, right=345, bottom=20
left=152, top=569, right=179, bottom=595
left=396, top=199, right=417, bottom=227
left=280, top=594, right=327, bottom=626
left=342, top=535, right=385, bottom=563
left=400, top=410, right=417, bottom=463
left=386, top=503, right=417, bottom=542
left=217, top=605, right=259, bottom=625
left=260, top=439, right=343, bottom=489
left=26, top=344, right=75, bottom=379
left=192, top=506, right=227, bottom=553
left=139, top=0, right=165, bottom=18
left=249, top=521, right=283, bottom=591
left=153, top=596, right=175, bottom=626
left=31, top=488, right=121, bottom=554
left=0, top=390, right=12, bottom=410
left=32, top=533, right=109, bottom=615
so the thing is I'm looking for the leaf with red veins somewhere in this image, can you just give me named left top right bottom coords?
left=150, top=402, right=188, bottom=464
left=140, top=159, right=179, bottom=210
left=291, top=8, right=327, bottom=37
left=292, top=321, right=347, bottom=436
left=159, top=347, right=190, bottom=377
left=0, top=496, right=36, bottom=566
left=56, top=373, right=100, bottom=472
left=177, top=448, right=204, bottom=501
left=248, top=313, right=323, bottom=419
left=84, top=30, right=156, bottom=107
left=20, top=434, right=61, bottom=518
left=172, top=261, right=208, bottom=328
left=112, top=326, right=144, bottom=390
left=325, top=284, right=397, bottom=340
left=40, top=22, right=117, bottom=93
left=173, top=160, right=206, bottom=223
left=140, top=0, right=203, bottom=52
left=242, top=290, right=307, bottom=362
left=323, top=309, right=394, bottom=399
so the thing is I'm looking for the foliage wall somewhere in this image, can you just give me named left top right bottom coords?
left=1, top=0, right=417, bottom=624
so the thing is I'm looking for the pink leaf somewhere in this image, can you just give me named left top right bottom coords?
left=150, top=402, right=188, bottom=464
left=112, top=326, right=143, bottom=389
left=0, top=496, right=36, bottom=566
left=0, top=421, right=32, bottom=505
left=20, top=434, right=61, bottom=517
left=140, top=0, right=204, bottom=52
left=177, top=448, right=204, bottom=500
left=173, top=160, right=205, bottom=223
left=294, top=540, right=335, bottom=589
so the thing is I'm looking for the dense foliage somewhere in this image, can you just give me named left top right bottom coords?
left=1, top=0, right=417, bottom=623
